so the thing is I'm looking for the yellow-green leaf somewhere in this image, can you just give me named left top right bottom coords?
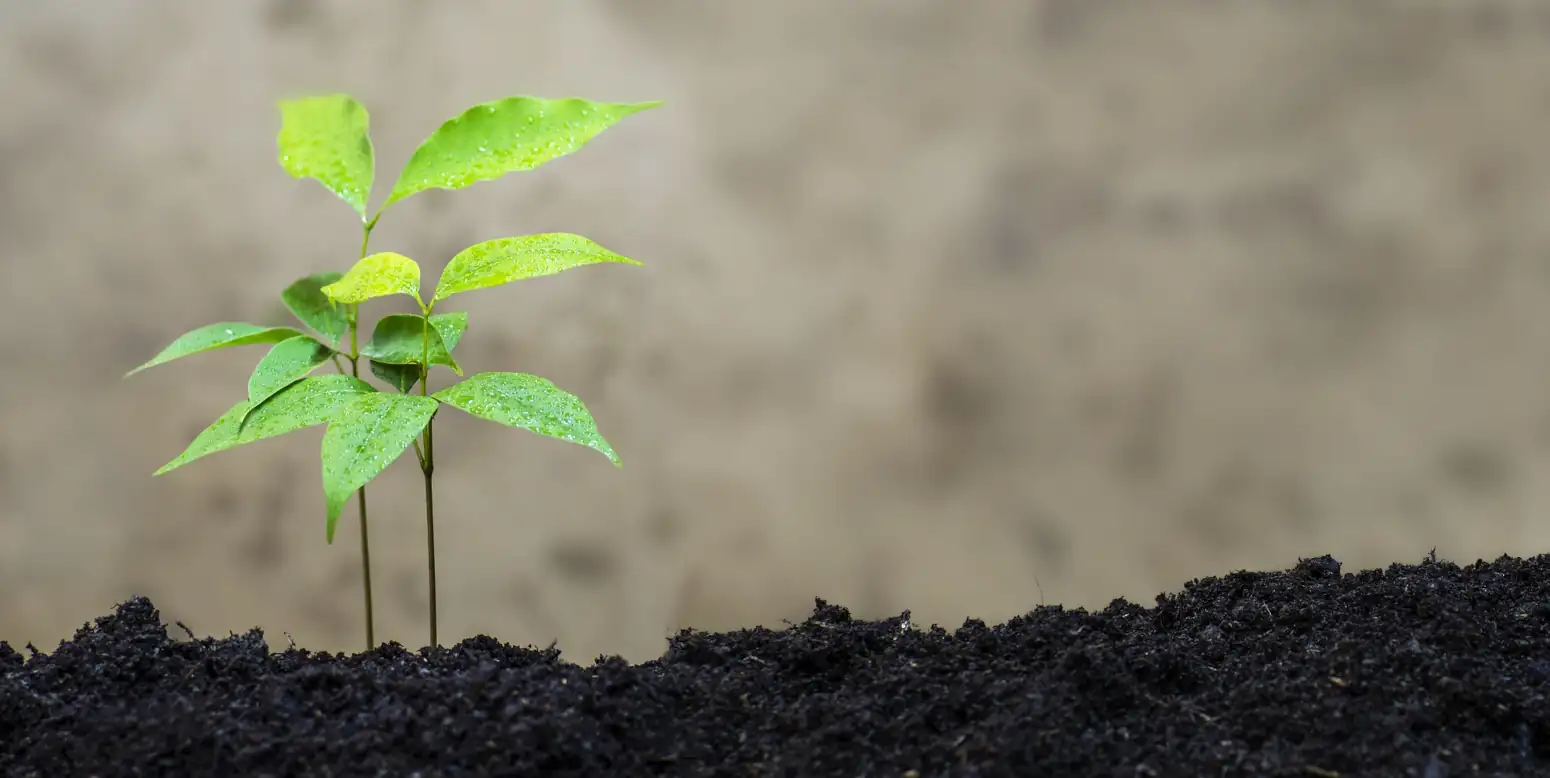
left=156, top=375, right=375, bottom=475
left=433, top=372, right=619, bottom=466
left=276, top=94, right=375, bottom=220
left=127, top=323, right=304, bottom=377
left=321, top=393, right=440, bottom=542
left=321, top=252, right=422, bottom=306
left=383, top=96, right=661, bottom=210
left=432, top=234, right=642, bottom=305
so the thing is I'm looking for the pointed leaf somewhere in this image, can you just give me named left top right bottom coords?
left=241, top=335, right=334, bottom=426
left=383, top=96, right=661, bottom=209
left=367, top=312, right=469, bottom=392
left=433, top=372, right=619, bottom=466
left=127, top=323, right=304, bottom=377
left=370, top=360, right=420, bottom=394
left=321, top=393, right=440, bottom=542
left=156, top=375, right=375, bottom=475
left=360, top=313, right=463, bottom=376
left=432, top=234, right=642, bottom=304
left=276, top=94, right=375, bottom=219
left=282, top=272, right=349, bottom=344
left=427, top=311, right=470, bottom=352
left=321, top=252, right=422, bottom=305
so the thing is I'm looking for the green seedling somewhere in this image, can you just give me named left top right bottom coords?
left=126, top=93, right=657, bottom=650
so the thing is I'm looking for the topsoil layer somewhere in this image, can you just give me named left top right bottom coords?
left=3, top=553, right=1549, bottom=777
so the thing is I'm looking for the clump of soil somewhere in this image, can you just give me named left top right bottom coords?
left=4, top=553, right=1549, bottom=776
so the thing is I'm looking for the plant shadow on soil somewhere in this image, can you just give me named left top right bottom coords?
left=4, top=553, right=1550, bottom=777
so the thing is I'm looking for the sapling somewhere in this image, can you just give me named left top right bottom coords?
left=126, top=93, right=657, bottom=650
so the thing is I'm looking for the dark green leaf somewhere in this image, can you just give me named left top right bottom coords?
left=367, top=312, right=468, bottom=393
left=282, top=272, right=349, bottom=345
left=370, top=360, right=420, bottom=393
left=360, top=313, right=463, bottom=376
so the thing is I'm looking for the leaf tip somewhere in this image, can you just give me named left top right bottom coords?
left=325, top=500, right=342, bottom=544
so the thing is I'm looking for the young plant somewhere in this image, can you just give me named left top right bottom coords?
left=126, top=93, right=657, bottom=650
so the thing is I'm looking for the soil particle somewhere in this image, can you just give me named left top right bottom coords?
left=4, top=553, right=1550, bottom=776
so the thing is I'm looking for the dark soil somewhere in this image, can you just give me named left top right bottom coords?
left=3, top=553, right=1550, bottom=777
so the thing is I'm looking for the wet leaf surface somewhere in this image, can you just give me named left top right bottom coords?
left=156, top=375, right=374, bottom=474
left=360, top=313, right=464, bottom=376
left=242, top=335, right=334, bottom=423
left=384, top=96, right=660, bottom=209
left=276, top=94, right=375, bottom=219
left=433, top=371, right=618, bottom=465
left=319, top=392, right=438, bottom=542
left=127, top=323, right=305, bottom=376
left=322, top=253, right=422, bottom=305
left=433, top=234, right=642, bottom=304
left=281, top=271, right=349, bottom=345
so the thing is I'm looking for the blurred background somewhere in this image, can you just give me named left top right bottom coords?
left=5, top=0, right=1550, bottom=663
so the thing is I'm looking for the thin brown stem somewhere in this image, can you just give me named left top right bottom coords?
left=348, top=303, right=375, bottom=650
left=350, top=215, right=378, bottom=652
left=418, top=305, right=439, bottom=649
left=422, top=424, right=437, bottom=649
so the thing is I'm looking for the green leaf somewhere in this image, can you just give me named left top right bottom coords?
left=241, top=335, right=334, bottom=427
left=321, top=252, right=422, bottom=305
left=431, top=234, right=642, bottom=305
left=383, top=96, right=661, bottom=210
left=321, top=393, right=439, bottom=543
left=370, top=360, right=421, bottom=394
left=127, top=323, right=305, bottom=377
left=433, top=372, right=620, bottom=466
left=276, top=94, right=375, bottom=220
left=282, top=272, right=349, bottom=345
left=155, top=375, right=375, bottom=475
left=367, top=312, right=470, bottom=392
left=426, top=311, right=470, bottom=352
left=360, top=313, right=463, bottom=376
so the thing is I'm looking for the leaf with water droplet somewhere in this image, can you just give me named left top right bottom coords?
left=366, top=312, right=469, bottom=392
left=321, top=252, right=422, bottom=305
left=433, top=372, right=620, bottom=466
left=321, top=393, right=439, bottom=542
left=156, top=375, right=375, bottom=475
left=127, top=323, right=305, bottom=377
left=281, top=271, right=348, bottom=345
left=360, top=312, right=465, bottom=376
left=276, top=94, right=375, bottom=220
left=370, top=360, right=420, bottom=394
left=240, top=335, right=335, bottom=428
left=382, top=96, right=661, bottom=210
left=431, top=234, right=642, bottom=304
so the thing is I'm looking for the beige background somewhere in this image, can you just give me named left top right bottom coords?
left=5, top=0, right=1550, bottom=662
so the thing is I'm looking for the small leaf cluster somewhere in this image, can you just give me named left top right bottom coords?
left=129, top=93, right=654, bottom=542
